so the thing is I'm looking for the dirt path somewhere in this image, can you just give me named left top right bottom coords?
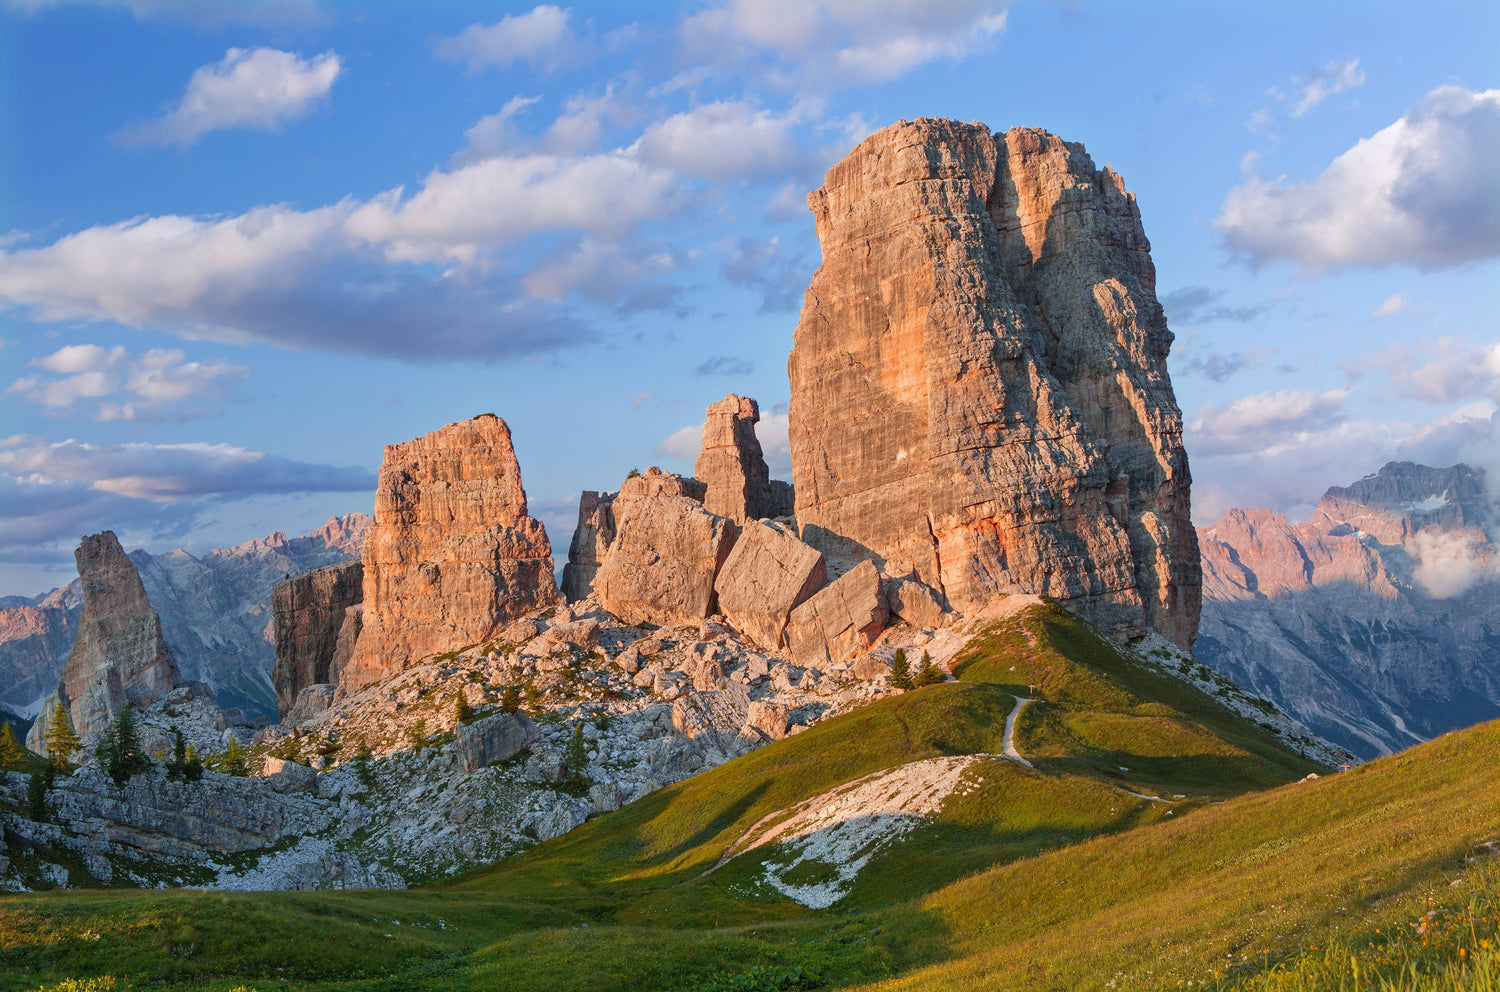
left=1003, top=696, right=1034, bottom=768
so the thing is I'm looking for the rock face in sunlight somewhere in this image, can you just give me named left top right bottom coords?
left=271, top=560, right=363, bottom=718
left=28, top=531, right=184, bottom=749
left=1198, top=461, right=1500, bottom=759
left=695, top=394, right=795, bottom=525
left=787, top=118, right=1200, bottom=650
left=560, top=491, right=617, bottom=603
left=340, top=415, right=561, bottom=693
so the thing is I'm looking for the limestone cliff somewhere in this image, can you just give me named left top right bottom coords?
left=271, top=560, right=363, bottom=718
left=559, top=491, right=617, bottom=603
left=787, top=118, right=1199, bottom=648
left=29, top=531, right=184, bottom=749
left=340, top=415, right=560, bottom=692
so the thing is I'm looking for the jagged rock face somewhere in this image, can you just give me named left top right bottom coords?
left=1197, top=461, right=1499, bottom=759
left=787, top=118, right=1200, bottom=649
left=593, top=481, right=740, bottom=627
left=560, top=491, right=617, bottom=603
left=0, top=586, right=78, bottom=718
left=695, top=394, right=795, bottom=524
left=786, top=559, right=889, bottom=665
left=714, top=520, right=827, bottom=650
left=33, top=532, right=184, bottom=747
left=271, top=561, right=364, bottom=718
left=342, top=415, right=561, bottom=693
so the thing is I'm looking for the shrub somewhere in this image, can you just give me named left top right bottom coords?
left=564, top=723, right=590, bottom=795
left=406, top=717, right=430, bottom=750
left=454, top=692, right=475, bottom=726
left=501, top=685, right=521, bottom=714
left=26, top=763, right=54, bottom=822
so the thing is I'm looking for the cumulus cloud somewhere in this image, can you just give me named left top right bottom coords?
left=654, top=424, right=702, bottom=462
left=1349, top=337, right=1500, bottom=405
left=1218, top=86, right=1500, bottom=272
left=683, top=0, right=1008, bottom=86
left=8, top=343, right=246, bottom=421
left=520, top=237, right=684, bottom=315
left=756, top=410, right=791, bottom=474
left=436, top=5, right=575, bottom=72
left=118, top=47, right=341, bottom=147
left=1188, top=387, right=1355, bottom=459
left=635, top=101, right=814, bottom=181
left=346, top=152, right=681, bottom=264
left=458, top=87, right=640, bottom=164
left=1373, top=293, right=1410, bottom=317
left=1411, top=530, right=1498, bottom=598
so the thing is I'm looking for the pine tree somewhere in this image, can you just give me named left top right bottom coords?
left=454, top=691, right=474, bottom=726
left=914, top=650, right=944, bottom=687
left=214, top=734, right=249, bottom=777
left=523, top=683, right=542, bottom=714
left=44, top=700, right=81, bottom=769
left=102, top=707, right=149, bottom=785
left=501, top=685, right=521, bottom=714
left=564, top=722, right=590, bottom=794
left=167, top=727, right=188, bottom=780
left=26, top=764, right=53, bottom=822
left=0, top=723, right=24, bottom=769
left=890, top=648, right=913, bottom=690
left=183, top=743, right=204, bottom=781
left=406, top=717, right=429, bottom=751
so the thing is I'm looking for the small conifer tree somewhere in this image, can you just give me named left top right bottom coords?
left=454, top=692, right=474, bottom=726
left=914, top=650, right=944, bottom=687
left=890, top=648, right=913, bottom=690
left=27, top=764, right=54, bottom=822
left=500, top=685, right=521, bottom=713
left=214, top=735, right=249, bottom=776
left=0, top=723, right=24, bottom=769
left=625, top=467, right=641, bottom=480
left=406, top=717, right=429, bottom=750
left=101, top=707, right=149, bottom=785
left=44, top=700, right=81, bottom=769
left=167, top=727, right=188, bottom=780
left=523, top=683, right=542, bottom=714
left=564, top=723, right=590, bottom=794
left=183, top=743, right=204, bottom=781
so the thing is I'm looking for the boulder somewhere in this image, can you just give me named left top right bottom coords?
left=341, top=414, right=562, bottom=693
left=714, top=520, right=827, bottom=651
left=786, top=560, right=889, bottom=665
left=285, top=684, right=336, bottom=725
left=455, top=711, right=538, bottom=773
left=594, top=490, right=740, bottom=627
left=262, top=757, right=318, bottom=794
left=744, top=700, right=790, bottom=740
left=885, top=576, right=947, bottom=629
left=787, top=118, right=1200, bottom=649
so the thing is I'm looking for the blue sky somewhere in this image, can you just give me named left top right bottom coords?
left=1, top=0, right=1497, bottom=595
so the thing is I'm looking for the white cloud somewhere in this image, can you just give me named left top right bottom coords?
left=682, top=0, right=1007, bottom=86
left=1289, top=58, right=1366, bottom=117
left=1410, top=530, right=1498, bottom=598
left=654, top=424, right=702, bottom=461
left=459, top=87, right=638, bottom=163
left=119, top=47, right=341, bottom=147
left=1188, top=387, right=1355, bottom=458
left=629, top=389, right=653, bottom=409
left=1218, top=86, right=1500, bottom=272
left=9, top=343, right=246, bottom=421
left=345, top=152, right=680, bottom=264
left=1349, top=337, right=1500, bottom=405
left=635, top=101, right=813, bottom=181
left=521, top=237, right=683, bottom=314
left=1372, top=292, right=1410, bottom=317
left=435, top=5, right=574, bottom=72
left=756, top=411, right=791, bottom=474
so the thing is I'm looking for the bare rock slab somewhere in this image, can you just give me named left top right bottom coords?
left=786, top=559, right=889, bottom=665
left=714, top=520, right=827, bottom=650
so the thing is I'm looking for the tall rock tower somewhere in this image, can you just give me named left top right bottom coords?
left=787, top=119, right=1201, bottom=649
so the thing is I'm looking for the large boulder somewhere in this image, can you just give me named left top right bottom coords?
left=341, top=415, right=561, bottom=693
left=262, top=757, right=318, bottom=794
left=455, top=711, right=537, bottom=773
left=714, top=520, right=827, bottom=650
left=786, top=560, right=889, bottom=665
left=786, top=118, right=1200, bottom=649
left=593, top=473, right=739, bottom=626
left=271, top=560, right=363, bottom=718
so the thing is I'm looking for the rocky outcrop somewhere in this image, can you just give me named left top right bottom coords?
left=787, top=118, right=1200, bottom=649
left=31, top=532, right=185, bottom=749
left=695, top=394, right=795, bottom=524
left=560, top=491, right=617, bottom=603
left=271, top=561, right=363, bottom=718
left=714, top=520, right=827, bottom=650
left=455, top=711, right=538, bottom=772
left=1197, top=461, right=1499, bottom=759
left=786, top=560, right=889, bottom=665
left=593, top=470, right=739, bottom=626
left=341, top=415, right=561, bottom=693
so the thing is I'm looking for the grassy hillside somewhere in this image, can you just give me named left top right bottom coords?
left=3, top=603, right=1495, bottom=992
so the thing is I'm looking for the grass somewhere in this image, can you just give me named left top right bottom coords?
left=2, top=602, right=1494, bottom=991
